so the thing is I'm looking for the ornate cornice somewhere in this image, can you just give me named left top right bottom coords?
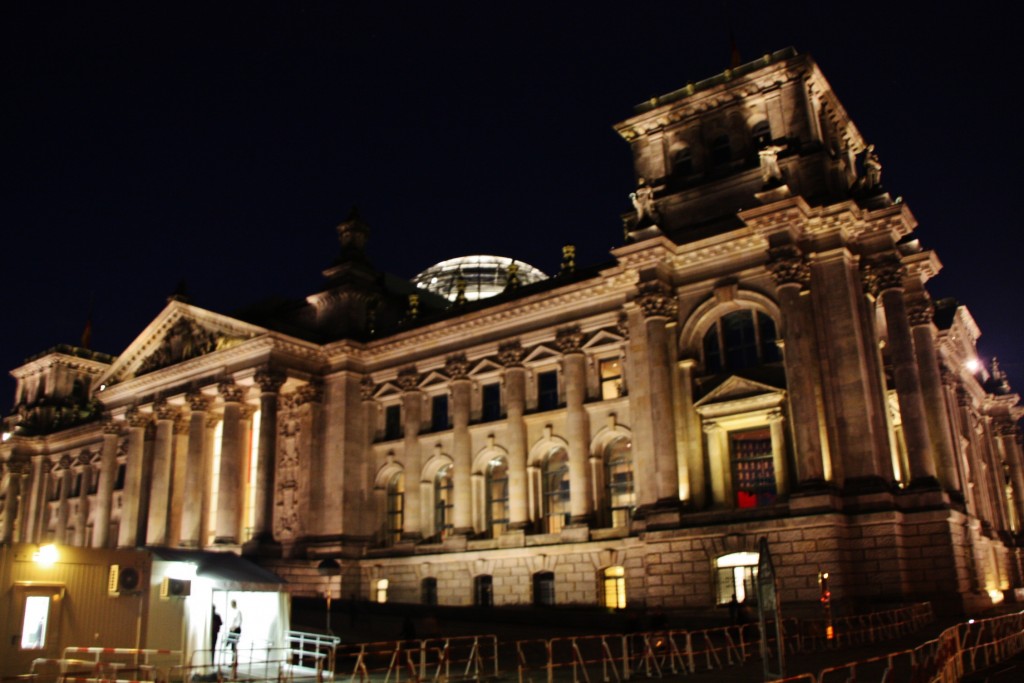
left=554, top=326, right=586, bottom=354
left=767, top=245, right=810, bottom=288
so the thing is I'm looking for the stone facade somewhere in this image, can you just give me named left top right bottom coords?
left=3, top=48, right=1022, bottom=616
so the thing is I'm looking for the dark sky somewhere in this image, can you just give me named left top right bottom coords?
left=3, top=2, right=1023, bottom=409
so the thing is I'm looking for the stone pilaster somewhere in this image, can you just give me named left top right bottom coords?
left=93, top=420, right=121, bottom=548
left=676, top=359, right=704, bottom=508
left=865, top=253, right=937, bottom=488
left=180, top=391, right=208, bottom=547
left=445, top=355, right=474, bottom=535
left=253, top=369, right=285, bottom=542
left=1, top=459, right=31, bottom=542
left=499, top=341, right=530, bottom=529
left=996, top=423, right=1024, bottom=532
left=146, top=400, right=177, bottom=545
left=768, top=245, right=826, bottom=487
left=25, top=456, right=51, bottom=543
left=215, top=381, right=246, bottom=545
left=55, top=456, right=73, bottom=541
left=398, top=366, right=423, bottom=541
left=556, top=326, right=593, bottom=525
left=72, top=453, right=92, bottom=546
left=118, top=408, right=151, bottom=547
left=907, top=294, right=960, bottom=494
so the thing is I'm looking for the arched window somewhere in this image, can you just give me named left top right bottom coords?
left=702, top=310, right=780, bottom=374
left=486, top=457, right=509, bottom=538
left=434, top=464, right=453, bottom=540
left=386, top=472, right=404, bottom=545
left=672, top=147, right=694, bottom=176
left=715, top=552, right=759, bottom=605
left=602, top=566, right=627, bottom=609
left=542, top=448, right=570, bottom=533
left=752, top=120, right=772, bottom=148
left=533, top=571, right=556, bottom=606
left=474, top=575, right=493, bottom=607
left=605, top=437, right=634, bottom=527
left=422, top=577, right=438, bottom=606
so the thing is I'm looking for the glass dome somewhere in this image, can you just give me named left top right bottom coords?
left=413, top=255, right=548, bottom=302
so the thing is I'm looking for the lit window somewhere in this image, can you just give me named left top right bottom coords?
left=703, top=310, right=780, bottom=374
left=434, top=465, right=453, bottom=540
left=386, top=473, right=404, bottom=545
left=542, top=449, right=570, bottom=533
left=481, top=383, right=502, bottom=422
left=20, top=596, right=50, bottom=649
left=375, top=579, right=389, bottom=604
left=599, top=359, right=623, bottom=400
left=474, top=575, right=493, bottom=607
left=533, top=572, right=555, bottom=606
left=486, top=458, right=509, bottom=538
left=715, top=552, right=759, bottom=605
left=603, top=566, right=626, bottom=609
left=731, top=429, right=776, bottom=508
left=605, top=438, right=634, bottom=527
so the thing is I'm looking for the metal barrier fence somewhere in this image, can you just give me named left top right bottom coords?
left=336, top=635, right=498, bottom=683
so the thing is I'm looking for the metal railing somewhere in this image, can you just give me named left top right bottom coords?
left=337, top=635, right=498, bottom=683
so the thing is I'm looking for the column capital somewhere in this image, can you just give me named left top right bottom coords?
left=956, top=385, right=973, bottom=408
left=636, top=281, right=678, bottom=320
left=360, top=375, right=376, bottom=400
left=187, top=390, right=210, bottom=412
left=103, top=419, right=123, bottom=436
left=219, top=381, right=245, bottom=403
left=616, top=313, right=630, bottom=340
left=397, top=366, right=421, bottom=392
left=498, top=340, right=526, bottom=367
left=255, top=368, right=286, bottom=393
left=767, top=244, right=810, bottom=288
left=445, top=353, right=471, bottom=379
left=173, top=416, right=190, bottom=434
left=57, top=454, right=74, bottom=470
left=126, top=407, right=151, bottom=429
left=154, top=400, right=178, bottom=422
left=862, top=252, right=906, bottom=296
left=285, top=381, right=323, bottom=408
left=555, top=326, right=586, bottom=354
left=906, top=294, right=935, bottom=327
left=994, top=421, right=1019, bottom=439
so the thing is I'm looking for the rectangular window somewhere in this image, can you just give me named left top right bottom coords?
left=730, top=429, right=776, bottom=508
left=384, top=405, right=402, bottom=440
left=431, top=395, right=449, bottom=431
left=537, top=371, right=559, bottom=411
left=603, top=566, right=626, bottom=609
left=481, top=383, right=502, bottom=422
left=599, top=358, right=623, bottom=400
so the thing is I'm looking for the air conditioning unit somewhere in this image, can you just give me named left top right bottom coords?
left=108, top=564, right=142, bottom=596
left=160, top=577, right=191, bottom=599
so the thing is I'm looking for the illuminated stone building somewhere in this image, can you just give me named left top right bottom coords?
left=3, top=48, right=1023, bottom=616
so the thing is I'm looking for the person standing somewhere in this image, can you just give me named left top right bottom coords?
left=211, top=607, right=223, bottom=653
left=228, top=600, right=242, bottom=665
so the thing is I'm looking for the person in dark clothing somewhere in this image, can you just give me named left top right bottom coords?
left=211, top=608, right=223, bottom=652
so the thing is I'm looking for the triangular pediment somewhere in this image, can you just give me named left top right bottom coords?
left=523, top=344, right=560, bottom=364
left=98, top=301, right=268, bottom=386
left=695, top=375, right=783, bottom=407
left=419, top=371, right=449, bottom=388
left=373, top=382, right=402, bottom=399
left=582, top=329, right=625, bottom=350
left=469, top=359, right=503, bottom=376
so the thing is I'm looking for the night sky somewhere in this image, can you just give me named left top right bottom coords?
left=3, top=2, right=1023, bottom=410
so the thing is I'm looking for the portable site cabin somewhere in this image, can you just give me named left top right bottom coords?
left=0, top=543, right=289, bottom=679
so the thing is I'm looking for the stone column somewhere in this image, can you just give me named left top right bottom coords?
left=73, top=454, right=92, bottom=546
left=169, top=417, right=189, bottom=548
left=93, top=421, right=121, bottom=548
left=635, top=281, right=680, bottom=506
left=768, top=410, right=789, bottom=496
left=996, top=423, right=1024, bottom=531
left=360, top=377, right=379, bottom=539
left=768, top=245, right=825, bottom=486
left=1, top=460, right=30, bottom=542
left=398, top=366, right=423, bottom=541
left=146, top=400, right=177, bottom=545
left=677, top=359, right=705, bottom=508
left=499, top=341, right=530, bottom=528
left=866, top=254, right=937, bottom=487
left=215, top=382, right=246, bottom=545
left=703, top=423, right=728, bottom=505
left=53, top=457, right=72, bottom=541
left=556, top=327, right=593, bottom=525
left=24, top=456, right=50, bottom=543
left=907, top=295, right=960, bottom=493
left=446, top=355, right=474, bottom=535
left=253, top=369, right=285, bottom=541
left=180, top=392, right=209, bottom=547
left=200, top=414, right=219, bottom=545
left=119, top=408, right=151, bottom=547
